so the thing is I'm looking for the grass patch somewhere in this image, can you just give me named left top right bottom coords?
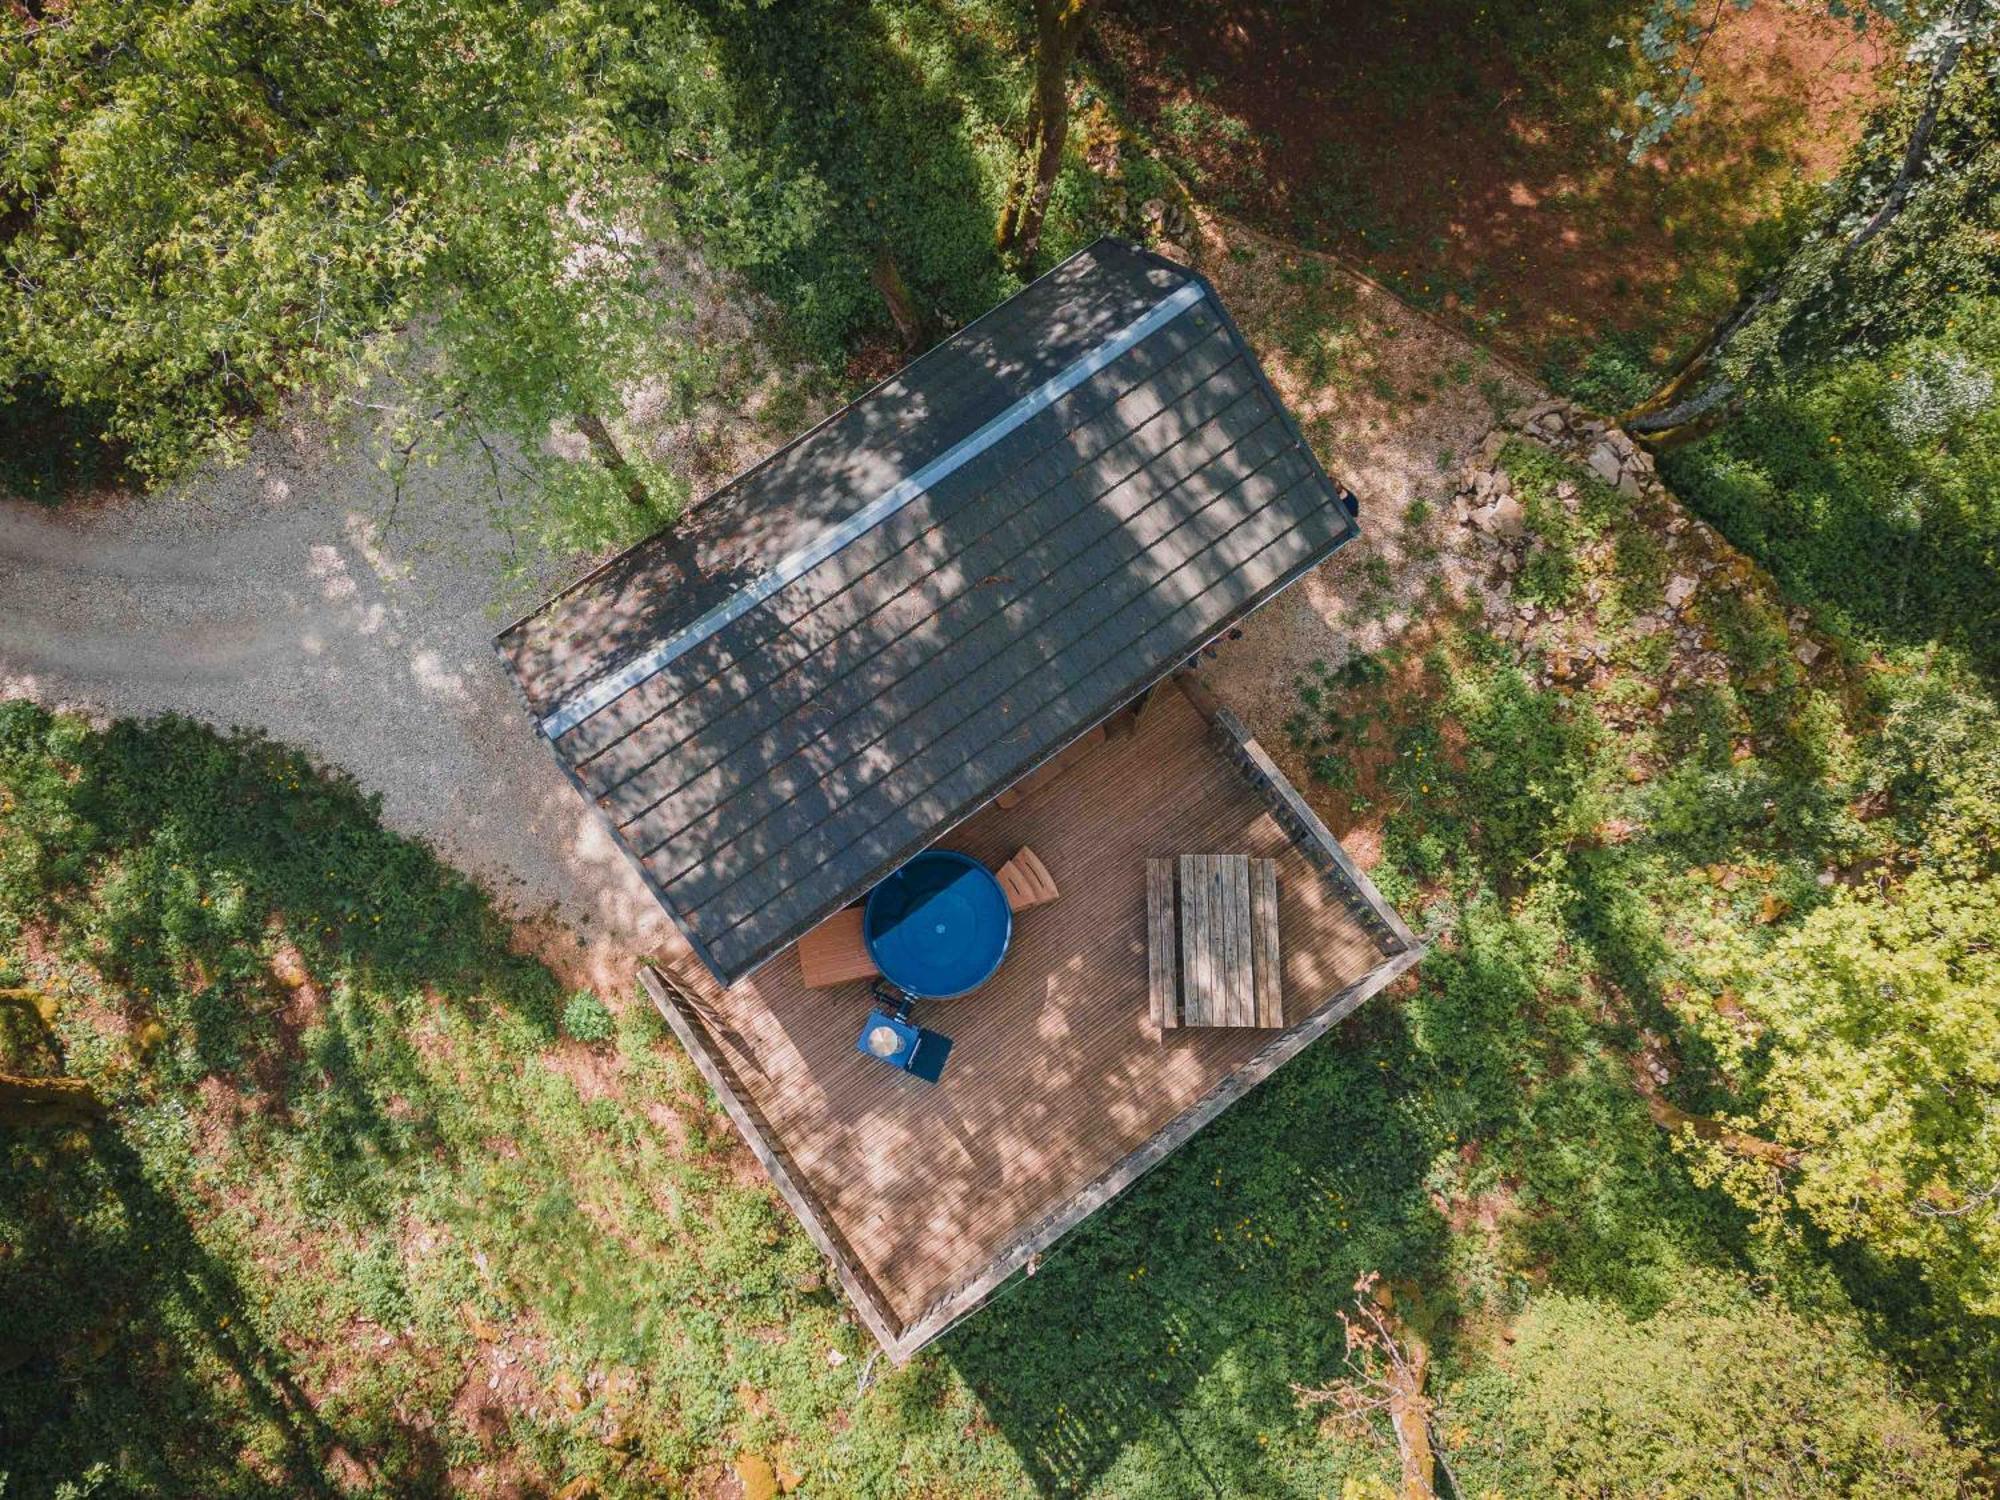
left=0, top=705, right=1007, bottom=1494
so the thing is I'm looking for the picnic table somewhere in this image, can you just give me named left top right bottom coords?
left=1147, top=854, right=1284, bottom=1030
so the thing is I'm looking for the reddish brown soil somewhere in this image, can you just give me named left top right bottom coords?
left=1099, top=0, right=1887, bottom=370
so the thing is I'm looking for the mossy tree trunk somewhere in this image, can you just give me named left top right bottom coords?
left=869, top=243, right=933, bottom=352
left=572, top=407, right=651, bottom=508
left=0, top=987, right=105, bottom=1128
left=995, top=0, right=1101, bottom=274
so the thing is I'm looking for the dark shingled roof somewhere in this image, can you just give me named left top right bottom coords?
left=497, top=239, right=1360, bottom=985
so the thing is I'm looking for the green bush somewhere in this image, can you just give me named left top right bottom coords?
left=561, top=989, right=616, bottom=1044
left=1449, top=1278, right=1974, bottom=1496
left=1665, top=297, right=2000, bottom=676
left=1443, top=661, right=1603, bottom=884
left=611, top=0, right=1019, bottom=365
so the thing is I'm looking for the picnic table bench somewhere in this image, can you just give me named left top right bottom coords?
left=1147, top=854, right=1284, bottom=1030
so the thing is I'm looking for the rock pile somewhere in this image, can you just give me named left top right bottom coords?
left=1443, top=397, right=1832, bottom=717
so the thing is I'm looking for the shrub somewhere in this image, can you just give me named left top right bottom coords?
left=561, top=989, right=616, bottom=1045
left=1444, top=661, right=1603, bottom=884
left=1680, top=871, right=2000, bottom=1317
left=1450, top=1278, right=1975, bottom=1496
left=1665, top=296, right=2000, bottom=676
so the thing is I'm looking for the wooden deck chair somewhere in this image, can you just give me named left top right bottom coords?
left=796, top=907, right=878, bottom=989
left=996, top=846, right=1059, bottom=912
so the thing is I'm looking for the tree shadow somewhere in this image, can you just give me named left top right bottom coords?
left=1662, top=397, right=2000, bottom=684
left=0, top=703, right=551, bottom=1485
left=0, top=1120, right=431, bottom=1495
left=1094, top=0, right=1884, bottom=367
left=941, top=1005, right=1450, bottom=1496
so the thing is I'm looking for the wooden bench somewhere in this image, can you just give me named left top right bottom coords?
left=796, top=847, right=1059, bottom=989
left=1147, top=854, right=1283, bottom=1029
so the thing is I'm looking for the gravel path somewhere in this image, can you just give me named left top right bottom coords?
left=0, top=219, right=1540, bottom=990
left=0, top=420, right=676, bottom=989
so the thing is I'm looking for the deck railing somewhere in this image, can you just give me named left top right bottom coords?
left=1206, top=704, right=1415, bottom=959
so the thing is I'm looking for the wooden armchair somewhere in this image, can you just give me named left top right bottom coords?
left=995, top=846, right=1059, bottom=911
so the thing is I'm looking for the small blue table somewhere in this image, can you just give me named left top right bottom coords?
left=863, top=850, right=1013, bottom=999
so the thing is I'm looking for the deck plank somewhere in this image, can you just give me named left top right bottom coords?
left=1251, top=857, right=1282, bottom=1027
left=649, top=679, right=1390, bottom=1324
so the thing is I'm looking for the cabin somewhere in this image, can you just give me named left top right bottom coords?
left=496, top=238, right=1421, bottom=1363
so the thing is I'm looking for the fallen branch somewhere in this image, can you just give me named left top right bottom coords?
left=0, top=1069, right=105, bottom=1128
left=1295, top=1272, right=1436, bottom=1499
left=1626, top=1045, right=1799, bottom=1168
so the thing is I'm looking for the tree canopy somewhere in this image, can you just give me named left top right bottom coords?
left=1469, top=1279, right=1973, bottom=1496
left=1, top=0, right=680, bottom=538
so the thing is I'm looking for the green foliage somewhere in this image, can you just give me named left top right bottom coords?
left=606, top=0, right=1019, bottom=366
left=1761, top=50, right=1999, bottom=373
left=561, top=989, right=617, bottom=1044
left=0, top=379, right=122, bottom=502
left=1441, top=661, right=1604, bottom=883
left=1450, top=1278, right=1973, bottom=1496
left=1681, top=872, right=2000, bottom=1315
left=1, top=0, right=687, bottom=550
left=1287, top=426, right=2000, bottom=1458
left=1285, top=653, right=1388, bottom=789
left=3, top=0, right=435, bottom=479
left=1864, top=661, right=2000, bottom=880
left=1542, top=329, right=1660, bottom=413
left=1666, top=294, right=2000, bottom=675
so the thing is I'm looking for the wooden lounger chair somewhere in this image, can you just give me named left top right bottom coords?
left=797, top=847, right=1060, bottom=989
left=995, top=846, right=1059, bottom=911
left=796, top=907, right=875, bottom=989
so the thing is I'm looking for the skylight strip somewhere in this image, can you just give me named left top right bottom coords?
left=536, top=279, right=1209, bottom=742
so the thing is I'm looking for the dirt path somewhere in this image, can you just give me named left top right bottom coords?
left=0, top=217, right=1536, bottom=990
left=1172, top=214, right=1538, bottom=729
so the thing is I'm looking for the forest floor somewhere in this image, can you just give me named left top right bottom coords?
left=1098, top=0, right=1887, bottom=378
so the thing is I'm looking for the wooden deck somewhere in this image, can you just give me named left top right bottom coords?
left=644, top=677, right=1417, bottom=1357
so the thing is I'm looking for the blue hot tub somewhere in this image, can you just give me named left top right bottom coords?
left=863, top=850, right=1012, bottom=999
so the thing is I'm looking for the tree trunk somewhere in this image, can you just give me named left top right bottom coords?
left=869, top=244, right=932, bottom=352
left=1850, top=0, right=1982, bottom=252
left=0, top=1070, right=105, bottom=1128
left=573, top=408, right=650, bottom=508
left=1375, top=1282, right=1435, bottom=1500
left=1623, top=0, right=1983, bottom=444
left=996, top=0, right=1100, bottom=273
left=1627, top=1050, right=1799, bottom=1167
